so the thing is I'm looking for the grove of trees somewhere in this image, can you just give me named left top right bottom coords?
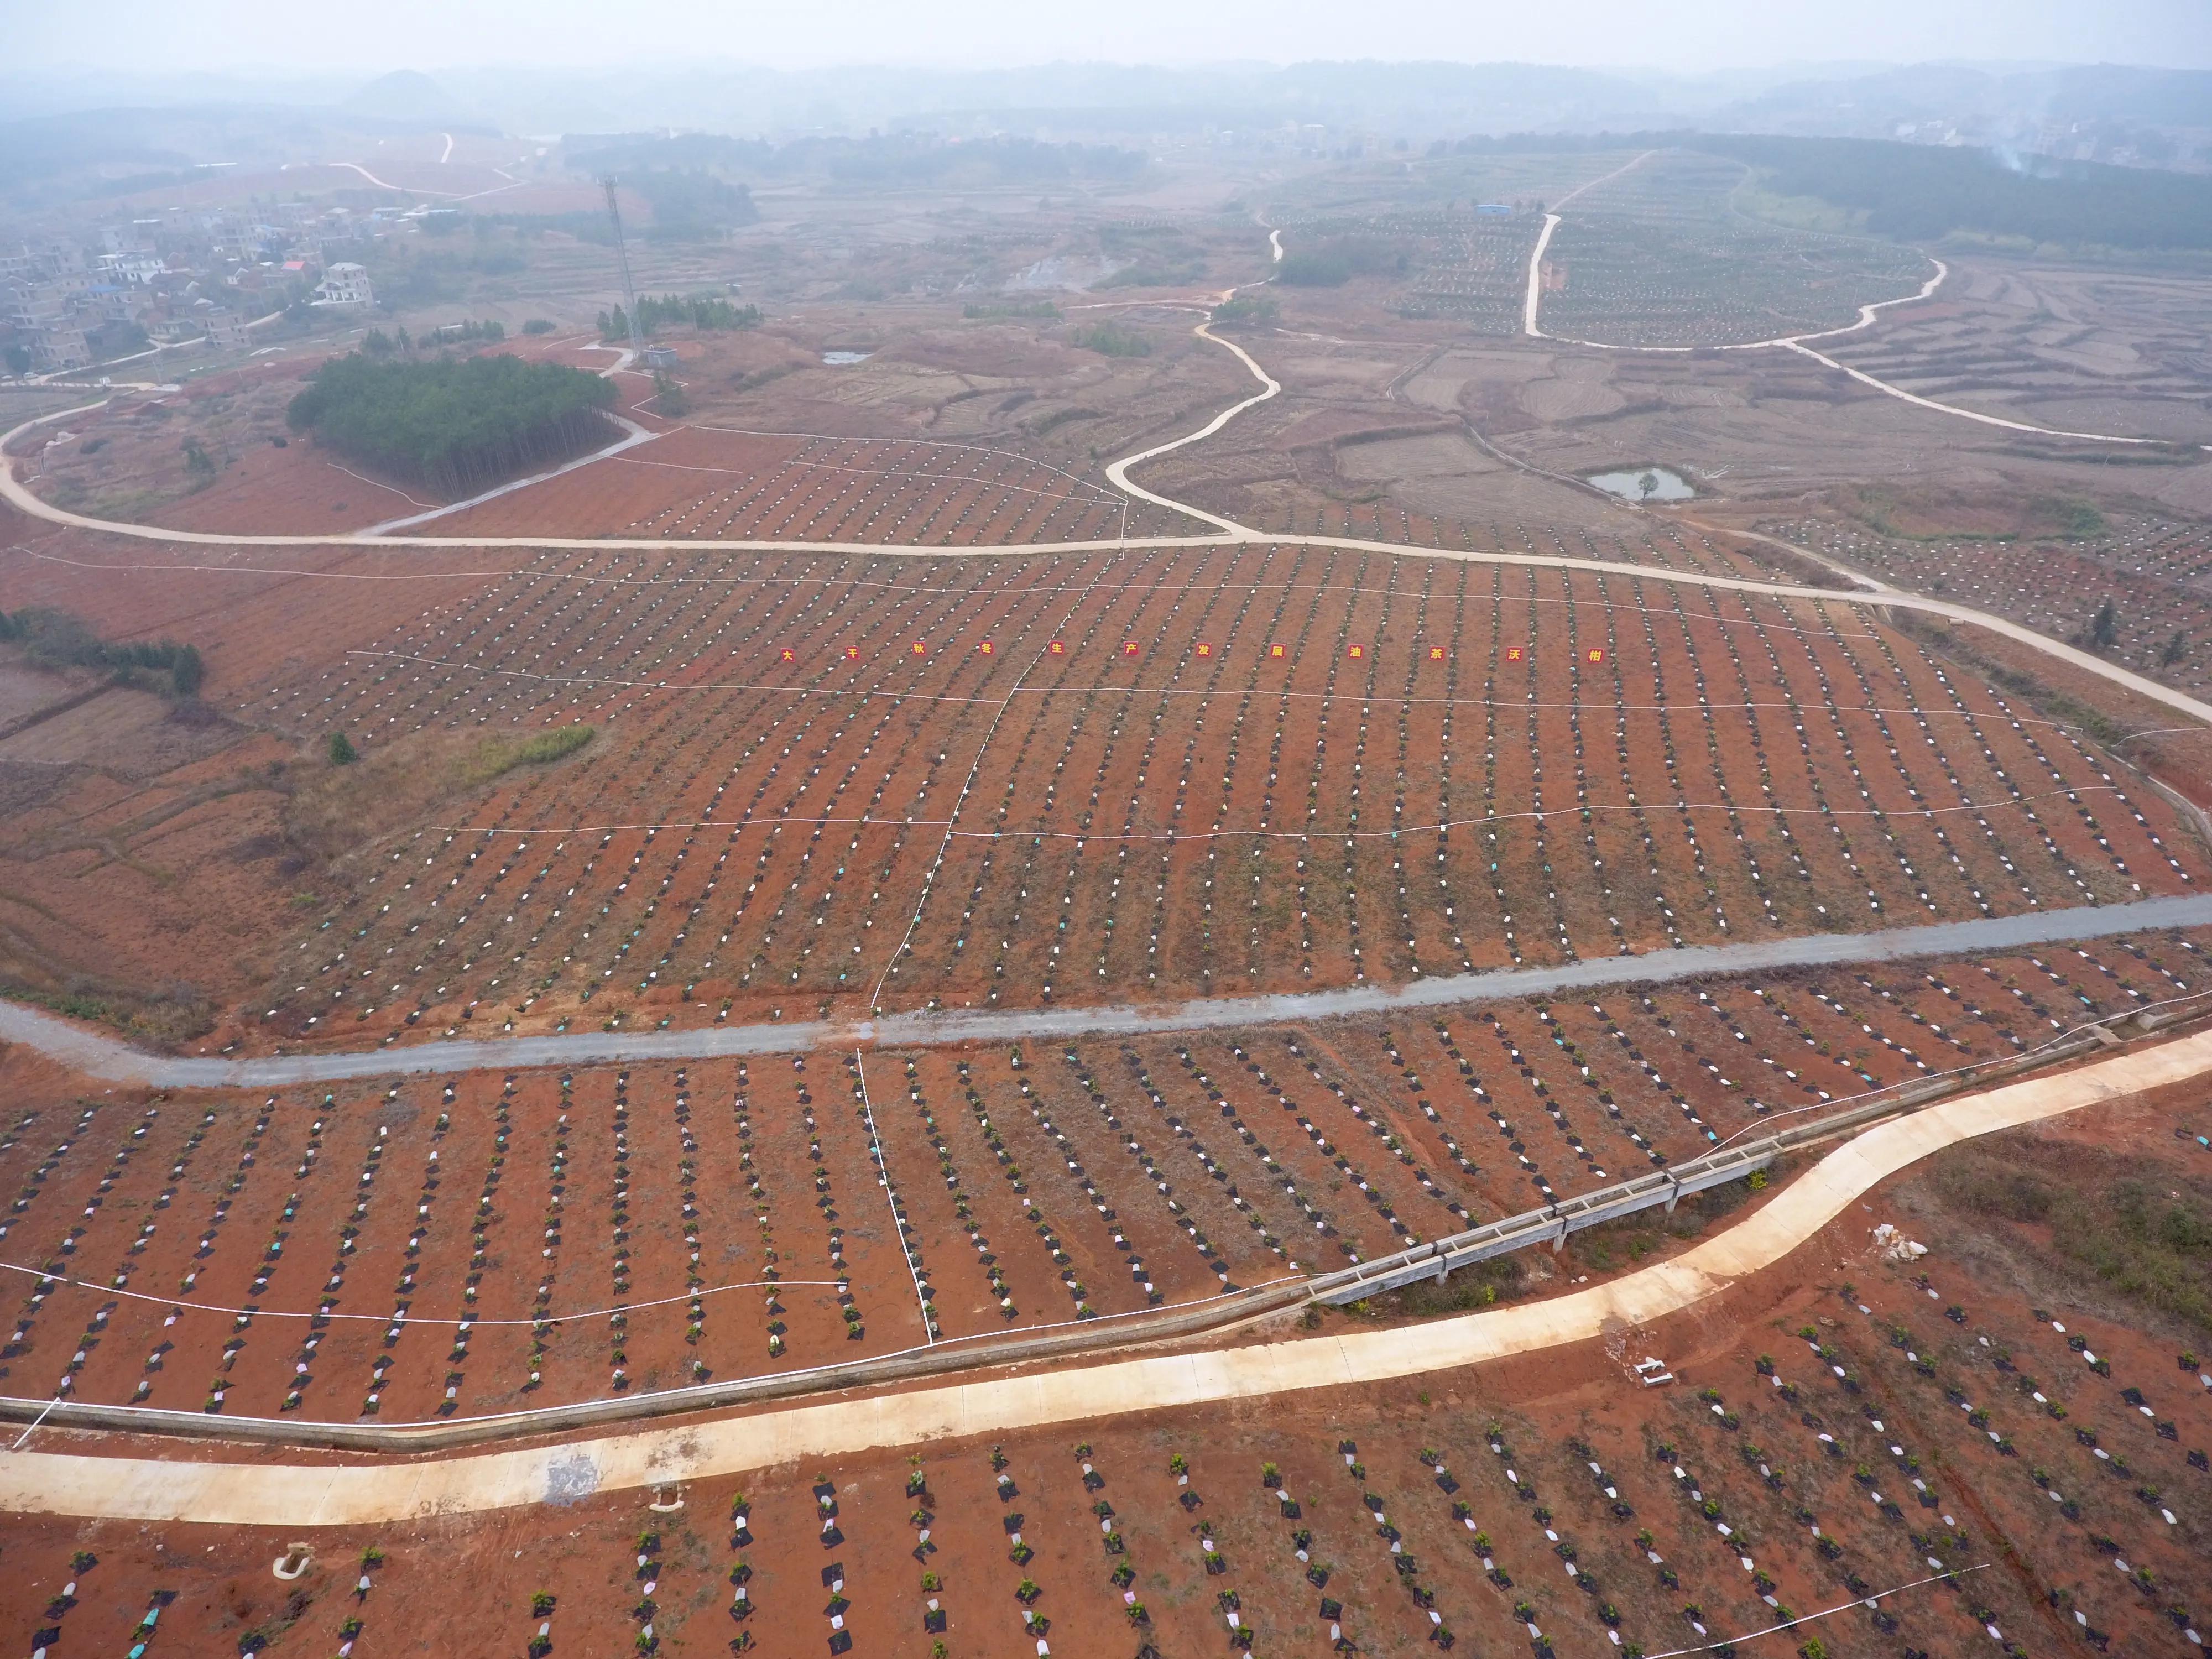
left=0, top=606, right=204, bottom=697
left=597, top=293, right=761, bottom=341
left=285, top=352, right=617, bottom=498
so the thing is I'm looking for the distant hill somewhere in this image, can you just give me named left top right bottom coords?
left=1709, top=64, right=2212, bottom=166
left=343, top=70, right=479, bottom=127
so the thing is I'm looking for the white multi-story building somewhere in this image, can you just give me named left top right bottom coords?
left=312, top=262, right=375, bottom=307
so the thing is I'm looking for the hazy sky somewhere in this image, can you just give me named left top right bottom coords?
left=11, top=0, right=2212, bottom=75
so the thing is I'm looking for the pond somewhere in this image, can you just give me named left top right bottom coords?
left=821, top=350, right=874, bottom=366
left=1587, top=466, right=1694, bottom=502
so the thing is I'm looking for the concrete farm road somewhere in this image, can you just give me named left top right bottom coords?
left=6, top=1020, right=2205, bottom=1525
left=4, top=893, right=2211, bottom=1087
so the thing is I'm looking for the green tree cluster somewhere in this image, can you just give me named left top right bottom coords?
left=597, top=294, right=761, bottom=341
left=2091, top=598, right=2120, bottom=650
left=1208, top=295, right=1279, bottom=328
left=0, top=607, right=202, bottom=697
left=180, top=436, right=217, bottom=492
left=1068, top=322, right=1152, bottom=358
left=285, top=353, right=617, bottom=497
left=1705, top=132, right=2212, bottom=250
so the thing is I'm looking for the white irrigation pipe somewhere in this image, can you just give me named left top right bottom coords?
left=7, top=1392, right=64, bottom=1451
left=269, top=565, right=1879, bottom=624
left=0, top=1258, right=840, bottom=1328
left=1640, top=1563, right=1990, bottom=1658
left=865, top=555, right=1134, bottom=1013
left=0, top=1272, right=1306, bottom=1435
left=688, top=420, right=1114, bottom=503
left=5, top=547, right=526, bottom=583
left=1700, top=985, right=2212, bottom=1157
left=325, top=462, right=436, bottom=509
left=851, top=1050, right=935, bottom=1342
left=847, top=559, right=1144, bottom=1326
left=321, top=577, right=1897, bottom=640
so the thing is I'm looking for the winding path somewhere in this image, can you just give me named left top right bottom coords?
left=6, top=1021, right=2206, bottom=1524
left=1, top=255, right=2209, bottom=1090
left=1517, top=152, right=2201, bottom=451
left=3, top=204, right=2212, bottom=1506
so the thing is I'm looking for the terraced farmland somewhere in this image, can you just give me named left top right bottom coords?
left=1538, top=150, right=1934, bottom=348
left=1275, top=207, right=1542, bottom=334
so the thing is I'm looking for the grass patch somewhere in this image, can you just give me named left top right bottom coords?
left=1, top=978, right=213, bottom=1046
left=1374, top=1253, right=1527, bottom=1318
left=458, top=724, right=594, bottom=785
left=287, top=724, right=596, bottom=862
left=1926, top=1138, right=2212, bottom=1337
left=1209, top=295, right=1279, bottom=328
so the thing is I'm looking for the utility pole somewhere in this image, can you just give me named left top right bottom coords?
left=603, top=176, right=645, bottom=362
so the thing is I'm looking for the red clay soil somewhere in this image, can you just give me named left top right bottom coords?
left=10, top=1122, right=2202, bottom=1659
left=11, top=942, right=2212, bottom=1430
left=1, top=529, right=2194, bottom=1043
left=427, top=422, right=1134, bottom=547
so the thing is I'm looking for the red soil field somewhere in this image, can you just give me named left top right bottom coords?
left=7, top=925, right=2208, bottom=1430
left=194, top=543, right=2203, bottom=1044
left=5, top=1099, right=2204, bottom=1659
left=427, top=422, right=1182, bottom=546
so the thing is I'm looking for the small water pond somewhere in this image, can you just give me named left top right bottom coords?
left=822, top=349, right=874, bottom=366
left=1587, top=466, right=1694, bottom=502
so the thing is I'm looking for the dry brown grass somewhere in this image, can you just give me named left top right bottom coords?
left=285, top=724, right=593, bottom=859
